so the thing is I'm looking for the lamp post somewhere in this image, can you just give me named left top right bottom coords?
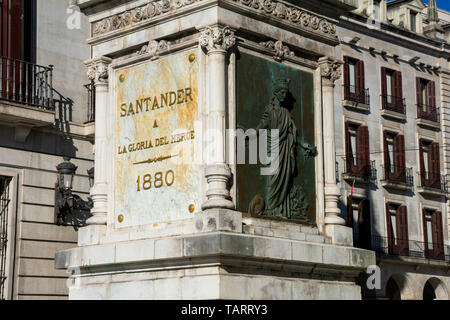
left=55, top=158, right=93, bottom=230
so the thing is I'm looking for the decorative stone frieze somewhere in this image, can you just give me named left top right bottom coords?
left=231, top=0, right=337, bottom=38
left=260, top=40, right=294, bottom=62
left=91, top=0, right=337, bottom=42
left=92, top=0, right=203, bottom=36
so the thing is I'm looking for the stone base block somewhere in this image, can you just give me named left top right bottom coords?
left=326, top=224, right=353, bottom=246
left=78, top=225, right=107, bottom=246
left=195, top=209, right=242, bottom=233
left=56, top=232, right=375, bottom=300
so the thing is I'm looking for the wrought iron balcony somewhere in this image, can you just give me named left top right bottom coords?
left=85, top=82, right=95, bottom=123
left=381, top=94, right=406, bottom=114
left=417, top=103, right=439, bottom=123
left=381, top=165, right=413, bottom=189
left=372, top=235, right=450, bottom=262
left=0, top=56, right=54, bottom=110
left=417, top=171, right=447, bottom=194
left=342, top=157, right=377, bottom=182
left=344, top=84, right=370, bottom=106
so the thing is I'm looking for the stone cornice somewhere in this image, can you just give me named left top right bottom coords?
left=89, top=0, right=339, bottom=46
left=91, top=0, right=205, bottom=37
left=228, top=0, right=338, bottom=41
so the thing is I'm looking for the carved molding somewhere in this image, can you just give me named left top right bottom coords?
left=90, top=0, right=337, bottom=42
left=136, top=40, right=169, bottom=60
left=199, top=26, right=236, bottom=53
left=319, top=57, right=342, bottom=84
left=92, top=0, right=203, bottom=37
left=86, top=57, right=112, bottom=85
left=231, top=0, right=337, bottom=39
left=260, top=40, right=294, bottom=61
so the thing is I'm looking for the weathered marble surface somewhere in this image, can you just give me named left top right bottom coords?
left=114, top=50, right=201, bottom=228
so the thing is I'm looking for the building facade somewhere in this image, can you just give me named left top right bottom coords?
left=0, top=0, right=93, bottom=299
left=336, top=0, right=450, bottom=299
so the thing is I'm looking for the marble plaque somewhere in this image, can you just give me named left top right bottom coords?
left=114, top=50, right=200, bottom=228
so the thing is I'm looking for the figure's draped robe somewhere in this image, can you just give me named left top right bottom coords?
left=259, top=103, right=297, bottom=218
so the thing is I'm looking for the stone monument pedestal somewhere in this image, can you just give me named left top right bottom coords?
left=56, top=209, right=374, bottom=300
left=57, top=0, right=375, bottom=300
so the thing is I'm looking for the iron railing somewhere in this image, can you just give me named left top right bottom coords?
left=381, top=94, right=406, bottom=114
left=372, top=235, right=450, bottom=262
left=85, top=82, right=95, bottom=123
left=344, top=84, right=370, bottom=105
left=0, top=56, right=54, bottom=110
left=0, top=177, right=11, bottom=300
left=343, top=157, right=377, bottom=180
left=381, top=165, right=414, bottom=186
left=417, top=103, right=439, bottom=123
left=418, top=171, right=447, bottom=192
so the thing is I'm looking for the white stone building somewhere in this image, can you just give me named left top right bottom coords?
left=0, top=0, right=93, bottom=299
left=336, top=0, right=450, bottom=299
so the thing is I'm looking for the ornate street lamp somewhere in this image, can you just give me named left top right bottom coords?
left=55, top=158, right=93, bottom=230
left=56, top=158, right=77, bottom=191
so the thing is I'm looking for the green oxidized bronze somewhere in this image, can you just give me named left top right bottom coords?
left=248, top=79, right=315, bottom=220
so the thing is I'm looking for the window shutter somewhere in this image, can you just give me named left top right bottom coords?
left=345, top=122, right=352, bottom=171
left=344, top=56, right=350, bottom=99
left=431, top=142, right=441, bottom=189
left=416, top=78, right=422, bottom=107
left=357, top=60, right=365, bottom=104
left=422, top=208, right=428, bottom=245
left=394, top=134, right=406, bottom=181
left=383, top=131, right=390, bottom=178
left=396, top=71, right=403, bottom=112
left=381, top=67, right=387, bottom=109
left=358, top=126, right=370, bottom=175
left=399, top=206, right=409, bottom=255
left=363, top=126, right=370, bottom=173
left=419, top=139, right=425, bottom=186
left=1, top=0, right=23, bottom=59
left=429, top=81, right=436, bottom=109
left=386, top=203, right=392, bottom=240
left=343, top=56, right=350, bottom=87
left=358, top=60, right=365, bottom=90
left=435, top=211, right=444, bottom=257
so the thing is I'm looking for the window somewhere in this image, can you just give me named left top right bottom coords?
left=419, top=139, right=441, bottom=189
left=381, top=67, right=403, bottom=113
left=345, top=122, right=370, bottom=176
left=347, top=197, right=371, bottom=250
left=344, top=57, right=367, bottom=104
left=386, top=203, right=409, bottom=255
left=416, top=78, right=437, bottom=122
left=410, top=11, right=417, bottom=32
left=383, top=131, right=406, bottom=182
left=0, top=177, right=12, bottom=300
left=0, top=0, right=35, bottom=62
left=422, top=209, right=444, bottom=260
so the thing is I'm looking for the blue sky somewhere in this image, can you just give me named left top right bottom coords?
left=387, top=0, right=450, bottom=12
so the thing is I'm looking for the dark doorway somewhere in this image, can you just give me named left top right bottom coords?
left=423, top=281, right=437, bottom=300
left=386, top=277, right=401, bottom=300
